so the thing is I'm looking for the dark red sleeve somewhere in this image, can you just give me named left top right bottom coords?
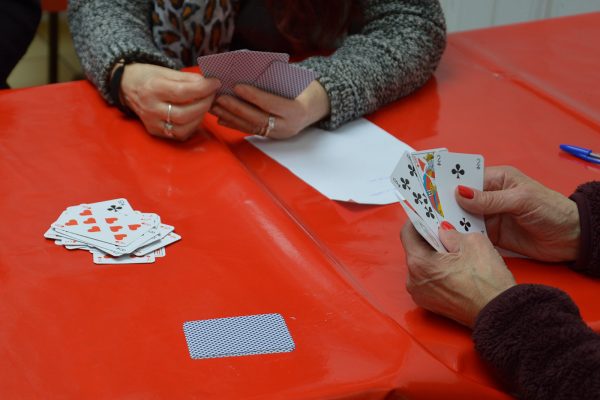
left=570, top=181, right=600, bottom=276
left=473, top=284, right=600, bottom=399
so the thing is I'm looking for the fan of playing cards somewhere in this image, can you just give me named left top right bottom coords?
left=44, top=199, right=181, bottom=264
left=197, top=49, right=318, bottom=99
left=390, top=149, right=486, bottom=253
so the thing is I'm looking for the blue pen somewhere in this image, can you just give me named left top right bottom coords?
left=560, top=144, right=600, bottom=164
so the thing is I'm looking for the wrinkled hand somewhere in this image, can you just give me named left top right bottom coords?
left=401, top=223, right=516, bottom=328
left=455, top=166, right=580, bottom=262
left=120, top=63, right=221, bottom=140
left=209, top=80, right=330, bottom=139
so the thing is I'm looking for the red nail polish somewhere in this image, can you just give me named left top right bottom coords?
left=441, top=221, right=455, bottom=231
left=458, top=185, right=474, bottom=199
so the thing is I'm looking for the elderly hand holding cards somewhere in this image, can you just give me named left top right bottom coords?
left=394, top=161, right=581, bottom=328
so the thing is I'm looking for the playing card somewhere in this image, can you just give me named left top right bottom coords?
left=55, top=212, right=160, bottom=255
left=153, top=247, right=166, bottom=257
left=395, top=192, right=446, bottom=252
left=410, top=148, right=447, bottom=221
left=183, top=313, right=295, bottom=359
left=227, top=50, right=289, bottom=85
left=134, top=231, right=181, bottom=256
left=198, top=50, right=289, bottom=96
left=52, top=199, right=152, bottom=247
left=253, top=61, right=318, bottom=99
left=92, top=251, right=155, bottom=265
left=390, top=151, right=440, bottom=234
left=44, top=227, right=63, bottom=240
left=53, top=213, right=148, bottom=247
left=435, top=152, right=486, bottom=234
left=64, top=244, right=90, bottom=250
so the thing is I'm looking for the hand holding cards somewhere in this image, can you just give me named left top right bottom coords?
left=390, top=149, right=486, bottom=252
left=44, top=199, right=181, bottom=264
left=197, top=50, right=318, bottom=99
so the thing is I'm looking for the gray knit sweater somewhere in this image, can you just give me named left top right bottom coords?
left=68, top=0, right=446, bottom=129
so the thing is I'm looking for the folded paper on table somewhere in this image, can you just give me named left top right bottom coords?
left=246, top=118, right=414, bottom=205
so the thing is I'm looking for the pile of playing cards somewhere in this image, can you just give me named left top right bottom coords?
left=197, top=49, right=318, bottom=99
left=390, top=149, right=486, bottom=252
left=44, top=199, right=181, bottom=264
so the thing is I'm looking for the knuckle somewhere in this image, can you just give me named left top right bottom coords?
left=504, top=165, right=522, bottom=176
left=144, top=78, right=158, bottom=95
left=171, top=82, right=186, bottom=98
left=463, top=232, right=489, bottom=249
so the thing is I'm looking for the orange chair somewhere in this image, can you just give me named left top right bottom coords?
left=41, top=0, right=68, bottom=83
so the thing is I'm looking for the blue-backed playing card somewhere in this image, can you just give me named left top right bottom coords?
left=183, top=313, right=295, bottom=359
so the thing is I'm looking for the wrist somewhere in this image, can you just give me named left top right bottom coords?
left=109, top=59, right=136, bottom=117
left=298, top=80, right=330, bottom=127
left=561, top=200, right=581, bottom=261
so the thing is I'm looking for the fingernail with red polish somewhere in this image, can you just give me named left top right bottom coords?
left=458, top=185, right=474, bottom=199
left=441, top=221, right=455, bottom=231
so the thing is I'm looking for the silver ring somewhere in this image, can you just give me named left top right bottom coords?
left=265, top=115, right=276, bottom=137
left=163, top=103, right=174, bottom=137
left=167, top=103, right=173, bottom=124
left=164, top=121, right=174, bottom=137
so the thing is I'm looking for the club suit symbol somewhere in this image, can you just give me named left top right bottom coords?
left=425, top=206, right=435, bottom=219
left=408, top=164, right=417, bottom=177
left=412, top=192, right=424, bottom=205
left=400, top=177, right=410, bottom=190
left=107, top=205, right=123, bottom=212
left=460, top=217, right=471, bottom=232
left=452, top=164, right=465, bottom=179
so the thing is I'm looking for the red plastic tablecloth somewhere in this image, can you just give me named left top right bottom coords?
left=1, top=13, right=599, bottom=399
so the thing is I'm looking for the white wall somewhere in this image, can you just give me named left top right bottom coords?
left=440, top=0, right=600, bottom=32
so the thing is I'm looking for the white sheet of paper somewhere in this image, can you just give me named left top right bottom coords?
left=246, top=118, right=414, bottom=205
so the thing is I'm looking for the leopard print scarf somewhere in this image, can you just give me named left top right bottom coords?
left=151, top=0, right=241, bottom=66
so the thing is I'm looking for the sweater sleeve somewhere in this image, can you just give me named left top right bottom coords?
left=298, top=0, right=446, bottom=130
left=68, top=0, right=179, bottom=103
left=570, top=181, right=600, bottom=277
left=473, top=284, right=600, bottom=400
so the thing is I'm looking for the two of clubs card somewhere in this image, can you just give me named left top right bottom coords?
left=197, top=49, right=318, bottom=99
left=44, top=199, right=181, bottom=264
left=390, top=149, right=486, bottom=252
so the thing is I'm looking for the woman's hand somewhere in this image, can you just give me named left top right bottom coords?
left=120, top=63, right=221, bottom=140
left=401, top=223, right=516, bottom=328
left=455, top=166, right=581, bottom=262
left=209, top=80, right=330, bottom=139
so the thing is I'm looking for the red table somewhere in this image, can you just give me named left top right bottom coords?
left=1, top=13, right=599, bottom=399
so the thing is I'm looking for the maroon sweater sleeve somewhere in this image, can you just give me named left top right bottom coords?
left=473, top=284, right=600, bottom=399
left=570, top=181, right=600, bottom=276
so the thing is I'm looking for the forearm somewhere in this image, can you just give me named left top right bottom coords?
left=68, top=0, right=178, bottom=102
left=298, top=0, right=446, bottom=129
left=474, top=284, right=600, bottom=399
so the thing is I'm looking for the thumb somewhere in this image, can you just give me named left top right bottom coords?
left=455, top=185, right=519, bottom=216
left=438, top=222, right=462, bottom=253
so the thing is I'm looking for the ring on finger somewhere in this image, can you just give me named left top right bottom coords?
left=254, top=124, right=266, bottom=136
left=164, top=103, right=174, bottom=137
left=164, top=120, right=174, bottom=137
left=265, top=115, right=276, bottom=138
left=167, top=103, right=173, bottom=124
